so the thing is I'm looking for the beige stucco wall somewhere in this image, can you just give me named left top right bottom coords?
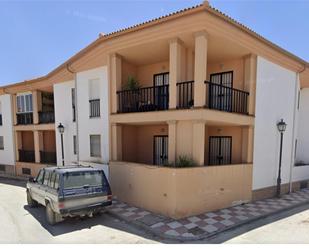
left=16, top=162, right=45, bottom=177
left=21, top=131, right=34, bottom=150
left=110, top=161, right=253, bottom=219
left=43, top=130, right=56, bottom=152
left=207, top=58, right=245, bottom=90
left=206, top=126, right=243, bottom=165
left=122, top=124, right=168, bottom=164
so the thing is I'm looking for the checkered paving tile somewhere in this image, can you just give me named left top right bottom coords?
left=108, top=188, right=309, bottom=239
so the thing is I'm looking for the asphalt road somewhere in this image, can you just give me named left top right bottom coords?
left=2, top=177, right=309, bottom=244
left=0, top=177, right=159, bottom=244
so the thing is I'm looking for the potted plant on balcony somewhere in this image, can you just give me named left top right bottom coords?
left=123, top=76, right=141, bottom=112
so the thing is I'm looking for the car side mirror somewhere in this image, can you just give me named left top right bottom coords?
left=29, top=177, right=36, bottom=183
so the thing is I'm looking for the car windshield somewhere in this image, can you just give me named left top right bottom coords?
left=63, top=171, right=104, bottom=189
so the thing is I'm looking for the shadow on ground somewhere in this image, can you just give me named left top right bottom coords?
left=194, top=203, right=309, bottom=244
left=2, top=176, right=309, bottom=243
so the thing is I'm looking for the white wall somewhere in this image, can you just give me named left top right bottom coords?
left=293, top=87, right=309, bottom=181
left=0, top=94, right=15, bottom=166
left=253, top=57, right=298, bottom=190
left=76, top=66, right=109, bottom=165
left=54, top=80, right=77, bottom=166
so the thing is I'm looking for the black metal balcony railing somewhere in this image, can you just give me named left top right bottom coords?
left=0, top=114, right=2, bottom=126
left=117, top=85, right=169, bottom=113
left=40, top=151, right=57, bottom=164
left=38, top=111, right=55, bottom=124
left=205, top=81, right=249, bottom=114
left=177, top=81, right=194, bottom=109
left=89, top=99, right=100, bottom=118
left=16, top=112, right=33, bottom=125
left=19, top=150, right=35, bottom=163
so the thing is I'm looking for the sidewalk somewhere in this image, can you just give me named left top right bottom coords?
left=107, top=188, right=309, bottom=241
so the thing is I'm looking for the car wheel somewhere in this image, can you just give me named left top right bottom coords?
left=27, top=191, right=38, bottom=207
left=46, top=203, right=57, bottom=225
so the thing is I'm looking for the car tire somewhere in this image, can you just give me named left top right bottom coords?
left=46, top=203, right=57, bottom=226
left=27, top=191, right=38, bottom=207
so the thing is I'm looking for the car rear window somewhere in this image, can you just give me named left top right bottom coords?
left=63, top=171, right=104, bottom=189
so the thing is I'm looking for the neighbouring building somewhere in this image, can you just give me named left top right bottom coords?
left=0, top=92, right=15, bottom=175
left=0, top=1, right=309, bottom=219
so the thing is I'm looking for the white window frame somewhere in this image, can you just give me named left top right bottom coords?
left=90, top=135, right=101, bottom=158
left=16, top=93, right=33, bottom=113
left=0, top=136, right=4, bottom=150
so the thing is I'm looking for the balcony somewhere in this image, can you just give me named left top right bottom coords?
left=16, top=112, right=33, bottom=125
left=19, top=149, right=35, bottom=163
left=0, top=114, right=2, bottom=126
left=176, top=81, right=249, bottom=115
left=38, top=111, right=55, bottom=124
left=117, top=85, right=169, bottom=113
left=89, top=99, right=100, bottom=118
left=205, top=81, right=249, bottom=115
left=40, top=151, right=57, bottom=164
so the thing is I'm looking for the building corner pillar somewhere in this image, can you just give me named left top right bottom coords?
left=109, top=53, right=122, bottom=114
left=111, top=123, right=122, bottom=161
left=167, top=120, right=177, bottom=164
left=194, top=31, right=208, bottom=108
left=192, top=120, right=206, bottom=166
left=33, top=130, right=41, bottom=163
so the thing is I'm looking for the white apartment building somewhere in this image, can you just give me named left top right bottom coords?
left=54, top=66, right=109, bottom=178
left=0, top=94, right=15, bottom=175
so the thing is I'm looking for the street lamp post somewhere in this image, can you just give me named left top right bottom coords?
left=57, top=123, right=65, bottom=166
left=276, top=119, right=287, bottom=198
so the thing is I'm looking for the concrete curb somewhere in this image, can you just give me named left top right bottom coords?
left=0, top=174, right=28, bottom=182
left=107, top=197, right=309, bottom=242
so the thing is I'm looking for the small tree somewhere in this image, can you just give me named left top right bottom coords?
left=124, top=76, right=140, bottom=91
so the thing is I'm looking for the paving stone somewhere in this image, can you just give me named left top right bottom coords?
left=167, top=221, right=182, bottom=229
left=187, top=216, right=201, bottom=223
left=202, top=224, right=219, bottom=233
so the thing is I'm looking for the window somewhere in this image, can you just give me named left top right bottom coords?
left=0, top=102, right=2, bottom=126
left=22, top=168, right=31, bottom=175
left=73, top=135, right=77, bottom=155
left=43, top=171, right=51, bottom=185
left=48, top=172, right=56, bottom=188
left=16, top=94, right=33, bottom=113
left=36, top=170, right=44, bottom=184
left=90, top=135, right=101, bottom=157
left=54, top=174, right=60, bottom=190
left=89, top=79, right=100, bottom=118
left=0, top=136, right=4, bottom=150
left=71, top=88, right=76, bottom=122
left=0, top=165, right=5, bottom=172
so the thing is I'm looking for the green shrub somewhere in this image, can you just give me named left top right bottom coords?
left=175, top=155, right=197, bottom=167
left=124, top=76, right=140, bottom=90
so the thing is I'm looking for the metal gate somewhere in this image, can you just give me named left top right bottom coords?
left=153, top=135, right=168, bottom=165
left=209, top=71, right=233, bottom=112
left=208, top=136, right=232, bottom=165
left=153, top=72, right=169, bottom=110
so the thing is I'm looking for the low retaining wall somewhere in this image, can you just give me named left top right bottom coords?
left=110, top=161, right=253, bottom=219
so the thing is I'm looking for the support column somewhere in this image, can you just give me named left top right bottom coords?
left=192, top=120, right=206, bottom=166
left=194, top=31, right=208, bottom=108
left=33, top=130, right=40, bottom=163
left=109, top=53, right=122, bottom=114
left=111, top=123, right=122, bottom=161
left=186, top=49, right=194, bottom=81
left=169, top=38, right=184, bottom=109
left=242, top=126, right=254, bottom=163
left=167, top=120, right=177, bottom=164
left=12, top=94, right=17, bottom=125
left=15, top=131, right=22, bottom=162
left=32, top=90, right=39, bottom=124
left=244, top=54, right=257, bottom=115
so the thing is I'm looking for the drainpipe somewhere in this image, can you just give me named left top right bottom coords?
left=66, top=64, right=80, bottom=165
left=289, top=65, right=306, bottom=193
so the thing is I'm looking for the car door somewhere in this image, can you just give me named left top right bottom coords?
left=30, top=169, right=44, bottom=202
left=37, top=171, right=51, bottom=205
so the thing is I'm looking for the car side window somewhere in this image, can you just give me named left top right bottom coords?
left=54, top=174, right=60, bottom=190
left=43, top=171, right=50, bottom=186
left=36, top=170, right=44, bottom=185
left=49, top=172, right=56, bottom=188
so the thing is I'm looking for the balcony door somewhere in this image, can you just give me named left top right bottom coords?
left=153, top=135, right=168, bottom=166
left=208, top=136, right=232, bottom=165
left=209, top=71, right=233, bottom=112
left=153, top=72, right=169, bottom=110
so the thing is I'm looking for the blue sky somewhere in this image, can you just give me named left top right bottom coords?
left=0, top=0, right=308, bottom=85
